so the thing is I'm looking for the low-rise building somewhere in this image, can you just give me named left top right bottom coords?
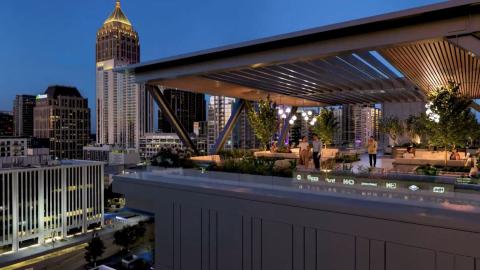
left=0, top=160, right=104, bottom=254
left=0, top=137, right=51, bottom=169
left=83, top=145, right=140, bottom=166
left=139, top=133, right=185, bottom=161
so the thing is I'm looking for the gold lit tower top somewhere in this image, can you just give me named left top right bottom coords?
left=96, top=0, right=140, bottom=64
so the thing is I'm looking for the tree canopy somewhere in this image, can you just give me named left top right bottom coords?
left=425, top=82, right=479, bottom=150
left=379, top=116, right=404, bottom=146
left=247, top=96, right=278, bottom=149
left=85, top=236, right=105, bottom=267
left=113, top=223, right=146, bottom=252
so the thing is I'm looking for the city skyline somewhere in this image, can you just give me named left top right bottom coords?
left=0, top=0, right=443, bottom=132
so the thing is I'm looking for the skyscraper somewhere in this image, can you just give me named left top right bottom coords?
left=0, top=111, right=14, bottom=137
left=341, top=104, right=381, bottom=147
left=233, top=109, right=259, bottom=150
left=207, top=96, right=235, bottom=152
left=158, top=89, right=206, bottom=133
left=34, top=86, right=91, bottom=159
left=96, top=0, right=153, bottom=149
left=13, top=95, right=36, bottom=137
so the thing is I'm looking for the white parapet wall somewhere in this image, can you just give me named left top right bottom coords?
left=114, top=169, right=480, bottom=270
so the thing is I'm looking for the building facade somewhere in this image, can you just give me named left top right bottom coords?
left=33, top=86, right=91, bottom=160
left=96, top=0, right=153, bottom=149
left=194, top=121, right=208, bottom=154
left=0, top=112, right=14, bottom=137
left=13, top=95, right=36, bottom=137
left=0, top=137, right=28, bottom=157
left=158, top=89, right=206, bottom=134
left=341, top=104, right=381, bottom=147
left=139, top=133, right=185, bottom=161
left=232, top=109, right=258, bottom=150
left=207, top=96, right=235, bottom=152
left=0, top=161, right=104, bottom=253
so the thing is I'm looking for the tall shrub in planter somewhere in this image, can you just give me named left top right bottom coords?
left=312, top=109, right=338, bottom=148
left=379, top=116, right=404, bottom=146
left=247, top=96, right=278, bottom=150
left=425, top=82, right=480, bottom=165
left=405, top=113, right=430, bottom=145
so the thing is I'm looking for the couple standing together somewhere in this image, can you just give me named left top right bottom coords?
left=298, top=135, right=322, bottom=169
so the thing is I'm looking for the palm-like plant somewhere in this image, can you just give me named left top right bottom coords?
left=247, top=96, right=278, bottom=150
left=312, top=109, right=339, bottom=148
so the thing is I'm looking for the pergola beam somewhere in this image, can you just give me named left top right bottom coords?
left=146, top=85, right=199, bottom=155
left=210, top=99, right=247, bottom=155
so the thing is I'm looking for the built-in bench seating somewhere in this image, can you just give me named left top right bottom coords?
left=392, top=149, right=471, bottom=172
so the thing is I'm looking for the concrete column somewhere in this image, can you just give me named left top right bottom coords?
left=61, top=168, right=67, bottom=238
left=11, top=172, right=18, bottom=252
left=38, top=169, right=45, bottom=244
left=100, top=165, right=105, bottom=227
left=82, top=166, right=87, bottom=233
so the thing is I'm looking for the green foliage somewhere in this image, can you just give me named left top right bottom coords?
left=218, top=149, right=254, bottom=160
left=247, top=97, right=278, bottom=150
left=405, top=113, right=430, bottom=144
left=211, top=156, right=295, bottom=177
left=415, top=164, right=438, bottom=176
left=379, top=116, right=404, bottom=146
left=312, top=109, right=339, bottom=146
left=425, top=82, right=480, bottom=150
left=113, top=223, right=147, bottom=252
left=334, top=153, right=360, bottom=163
left=150, top=146, right=194, bottom=168
left=85, top=236, right=105, bottom=267
left=275, top=145, right=291, bottom=153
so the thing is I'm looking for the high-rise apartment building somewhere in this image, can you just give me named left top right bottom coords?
left=358, top=106, right=382, bottom=147
left=341, top=104, right=381, bottom=147
left=207, top=96, right=235, bottom=152
left=233, top=110, right=259, bottom=150
left=158, top=89, right=206, bottom=133
left=96, top=0, right=153, bottom=149
left=34, top=86, right=91, bottom=160
left=13, top=95, right=36, bottom=137
left=0, top=111, right=14, bottom=137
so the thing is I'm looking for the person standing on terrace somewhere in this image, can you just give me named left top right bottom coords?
left=298, top=136, right=311, bottom=168
left=367, top=136, right=378, bottom=167
left=312, top=135, right=322, bottom=170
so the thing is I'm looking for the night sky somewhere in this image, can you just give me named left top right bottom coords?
left=0, top=0, right=445, bottom=130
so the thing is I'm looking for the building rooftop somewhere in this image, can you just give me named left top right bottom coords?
left=104, top=0, right=132, bottom=26
left=0, top=159, right=104, bottom=172
left=45, top=85, right=82, bottom=98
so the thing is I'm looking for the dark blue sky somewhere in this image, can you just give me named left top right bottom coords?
left=0, top=0, right=444, bottom=125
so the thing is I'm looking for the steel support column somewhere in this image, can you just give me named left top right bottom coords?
left=278, top=107, right=298, bottom=146
left=210, top=99, right=247, bottom=155
left=470, top=101, right=480, bottom=113
left=147, top=85, right=199, bottom=155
